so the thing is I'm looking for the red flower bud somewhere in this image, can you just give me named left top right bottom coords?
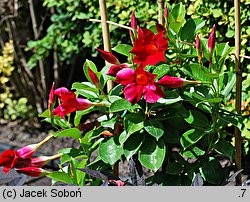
left=164, top=6, right=168, bottom=22
left=157, top=75, right=186, bottom=88
left=195, top=34, right=200, bottom=53
left=28, top=153, right=62, bottom=167
left=96, top=48, right=120, bottom=65
left=87, top=67, right=101, bottom=88
left=16, top=167, right=51, bottom=177
left=16, top=135, right=53, bottom=159
left=131, top=11, right=137, bottom=31
left=208, top=24, right=216, bottom=53
left=48, top=82, right=55, bottom=110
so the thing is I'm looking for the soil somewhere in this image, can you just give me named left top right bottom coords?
left=0, top=118, right=249, bottom=186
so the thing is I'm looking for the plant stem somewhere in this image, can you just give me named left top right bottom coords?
left=158, top=0, right=164, bottom=24
left=234, top=0, right=242, bottom=185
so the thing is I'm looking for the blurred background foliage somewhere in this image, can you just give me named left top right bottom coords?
left=0, top=0, right=249, bottom=120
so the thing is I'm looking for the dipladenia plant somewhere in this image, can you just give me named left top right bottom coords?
left=0, top=3, right=243, bottom=186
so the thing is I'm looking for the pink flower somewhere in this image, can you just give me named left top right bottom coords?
left=208, top=24, right=216, bottom=53
left=129, top=27, right=168, bottom=68
left=52, top=87, right=93, bottom=118
left=0, top=150, right=19, bottom=173
left=16, top=167, right=51, bottom=177
left=109, top=180, right=125, bottom=186
left=115, top=67, right=165, bottom=104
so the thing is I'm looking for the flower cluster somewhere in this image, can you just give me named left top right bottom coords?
left=0, top=135, right=61, bottom=177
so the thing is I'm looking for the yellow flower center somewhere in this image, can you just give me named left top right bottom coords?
left=136, top=74, right=148, bottom=85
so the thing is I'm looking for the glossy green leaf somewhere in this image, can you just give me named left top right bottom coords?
left=47, top=171, right=74, bottom=184
left=124, top=113, right=144, bottom=136
left=182, top=146, right=205, bottom=158
left=110, top=98, right=132, bottom=112
left=180, top=18, right=205, bottom=41
left=83, top=59, right=98, bottom=83
left=214, top=140, right=234, bottom=160
left=138, top=136, right=166, bottom=171
left=166, top=162, right=183, bottom=175
left=220, top=72, right=236, bottom=97
left=144, top=120, right=164, bottom=140
left=123, top=133, right=144, bottom=160
left=184, top=110, right=209, bottom=128
left=98, top=138, right=123, bottom=165
left=153, top=64, right=170, bottom=80
left=112, top=44, right=132, bottom=57
left=200, top=158, right=224, bottom=185
left=180, top=129, right=205, bottom=149
left=54, top=128, right=82, bottom=139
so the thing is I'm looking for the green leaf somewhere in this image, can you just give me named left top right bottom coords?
left=124, top=113, right=144, bottom=136
left=180, top=18, right=205, bottom=42
left=83, top=59, right=98, bottom=83
left=144, top=120, right=164, bottom=140
left=219, top=72, right=236, bottom=97
left=184, top=110, right=209, bottom=128
left=200, top=158, right=224, bottom=185
left=166, top=162, right=183, bottom=175
left=54, top=128, right=82, bottom=139
left=182, top=146, right=205, bottom=158
left=38, top=109, right=50, bottom=118
left=98, top=138, right=123, bottom=165
left=213, top=140, right=234, bottom=160
left=180, top=129, right=205, bottom=149
left=74, top=107, right=96, bottom=126
left=153, top=64, right=170, bottom=80
left=138, top=136, right=166, bottom=171
left=123, top=133, right=144, bottom=160
left=183, top=63, right=212, bottom=82
left=170, top=3, right=186, bottom=22
left=72, top=82, right=99, bottom=94
left=47, top=171, right=74, bottom=184
left=110, top=98, right=132, bottom=112
left=112, top=44, right=132, bottom=57
left=156, top=97, right=183, bottom=106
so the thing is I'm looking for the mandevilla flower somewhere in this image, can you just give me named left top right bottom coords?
left=130, top=27, right=168, bottom=68
left=0, top=135, right=53, bottom=173
left=16, top=167, right=51, bottom=177
left=52, top=87, right=93, bottom=118
left=157, top=75, right=202, bottom=88
left=0, top=150, right=18, bottom=173
left=115, top=67, right=165, bottom=104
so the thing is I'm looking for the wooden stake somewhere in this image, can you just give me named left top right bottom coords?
left=158, top=0, right=164, bottom=24
left=98, top=0, right=113, bottom=92
left=234, top=0, right=242, bottom=185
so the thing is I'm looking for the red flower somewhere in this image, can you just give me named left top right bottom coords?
left=0, top=150, right=18, bottom=173
left=16, top=167, right=51, bottom=177
left=52, top=87, right=93, bottom=118
left=129, top=27, right=168, bottom=68
left=107, top=63, right=129, bottom=77
left=115, top=67, right=165, bottom=104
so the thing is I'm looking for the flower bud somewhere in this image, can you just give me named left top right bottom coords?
left=16, top=135, right=53, bottom=159
left=96, top=48, right=120, bottom=65
left=87, top=67, right=101, bottom=88
left=29, top=153, right=62, bottom=167
left=157, top=75, right=186, bottom=88
left=16, top=167, right=51, bottom=177
left=164, top=6, right=168, bottom=22
left=131, top=11, right=137, bottom=32
left=208, top=24, right=216, bottom=54
left=48, top=82, right=55, bottom=110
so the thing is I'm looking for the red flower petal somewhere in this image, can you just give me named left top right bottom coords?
left=115, top=68, right=135, bottom=85
left=54, top=87, right=76, bottom=102
left=124, top=83, right=144, bottom=105
left=143, top=84, right=165, bottom=103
